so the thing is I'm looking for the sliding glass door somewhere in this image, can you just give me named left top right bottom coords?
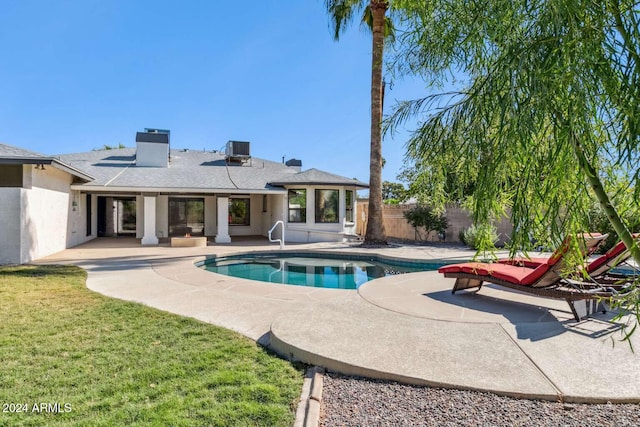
left=168, top=198, right=204, bottom=236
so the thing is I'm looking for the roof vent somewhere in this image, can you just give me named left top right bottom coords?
left=225, top=140, right=251, bottom=163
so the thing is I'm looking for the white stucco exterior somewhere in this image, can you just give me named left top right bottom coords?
left=1, top=141, right=367, bottom=264
left=135, top=141, right=169, bottom=167
left=0, top=165, right=94, bottom=264
left=0, top=188, right=22, bottom=264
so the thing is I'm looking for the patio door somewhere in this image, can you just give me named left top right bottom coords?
left=116, top=198, right=137, bottom=235
left=169, top=198, right=204, bottom=236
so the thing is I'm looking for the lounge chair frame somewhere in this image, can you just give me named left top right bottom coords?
left=443, top=233, right=615, bottom=321
left=446, top=272, right=613, bottom=321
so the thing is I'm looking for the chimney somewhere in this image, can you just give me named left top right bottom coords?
left=285, top=158, right=302, bottom=172
left=135, top=128, right=170, bottom=167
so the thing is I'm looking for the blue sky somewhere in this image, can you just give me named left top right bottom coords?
left=0, top=0, right=426, bottom=184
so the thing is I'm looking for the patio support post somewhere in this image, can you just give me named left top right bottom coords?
left=141, top=195, right=159, bottom=245
left=215, top=196, right=231, bottom=243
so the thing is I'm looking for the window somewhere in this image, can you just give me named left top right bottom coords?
left=345, top=190, right=354, bottom=222
left=315, top=189, right=339, bottom=223
left=288, top=189, right=307, bottom=223
left=229, top=198, right=250, bottom=226
left=169, top=198, right=204, bottom=236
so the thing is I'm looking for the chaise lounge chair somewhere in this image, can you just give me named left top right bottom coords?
left=498, top=233, right=639, bottom=281
left=438, top=233, right=614, bottom=321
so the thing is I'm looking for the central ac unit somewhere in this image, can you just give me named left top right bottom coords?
left=225, top=140, right=251, bottom=158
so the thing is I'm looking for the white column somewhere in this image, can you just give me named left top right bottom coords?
left=141, top=195, right=158, bottom=245
left=204, top=196, right=216, bottom=236
left=339, top=188, right=346, bottom=227
left=215, top=196, right=231, bottom=243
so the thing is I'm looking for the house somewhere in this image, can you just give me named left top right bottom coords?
left=0, top=129, right=368, bottom=264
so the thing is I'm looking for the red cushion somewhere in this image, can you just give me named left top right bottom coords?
left=460, top=262, right=492, bottom=275
left=605, top=241, right=628, bottom=260
left=586, top=254, right=608, bottom=274
left=439, top=262, right=491, bottom=275
left=487, top=263, right=550, bottom=285
left=497, top=257, right=550, bottom=268
left=438, top=264, right=464, bottom=274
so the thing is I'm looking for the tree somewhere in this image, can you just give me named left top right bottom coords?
left=403, top=205, right=448, bottom=241
left=96, top=143, right=125, bottom=151
left=324, top=0, right=394, bottom=246
left=389, top=0, right=640, bottom=329
left=382, top=180, right=407, bottom=202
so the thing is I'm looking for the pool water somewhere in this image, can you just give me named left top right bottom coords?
left=199, top=254, right=439, bottom=289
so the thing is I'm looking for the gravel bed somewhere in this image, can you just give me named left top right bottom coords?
left=320, top=372, right=640, bottom=427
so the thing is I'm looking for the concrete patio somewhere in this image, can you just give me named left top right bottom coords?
left=38, top=237, right=640, bottom=403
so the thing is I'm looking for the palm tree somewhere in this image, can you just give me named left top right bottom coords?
left=325, top=0, right=391, bottom=246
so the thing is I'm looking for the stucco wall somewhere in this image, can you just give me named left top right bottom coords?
left=23, top=167, right=71, bottom=261
left=136, top=141, right=168, bottom=167
left=19, top=166, right=94, bottom=262
left=0, top=188, right=22, bottom=264
left=66, top=189, right=95, bottom=248
left=269, top=194, right=285, bottom=240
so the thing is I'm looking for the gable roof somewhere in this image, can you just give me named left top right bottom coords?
left=0, top=143, right=47, bottom=159
left=0, top=143, right=94, bottom=181
left=57, top=148, right=367, bottom=193
left=269, top=168, right=368, bottom=188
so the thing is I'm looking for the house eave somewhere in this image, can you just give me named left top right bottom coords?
left=0, top=157, right=94, bottom=182
left=69, top=184, right=287, bottom=195
left=269, top=181, right=369, bottom=189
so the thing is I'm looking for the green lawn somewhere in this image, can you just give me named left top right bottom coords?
left=0, top=265, right=303, bottom=426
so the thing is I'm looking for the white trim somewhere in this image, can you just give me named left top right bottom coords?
left=70, top=185, right=287, bottom=194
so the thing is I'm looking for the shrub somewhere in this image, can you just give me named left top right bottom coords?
left=403, top=205, right=449, bottom=241
left=587, top=204, right=640, bottom=254
left=461, top=223, right=499, bottom=250
left=458, top=229, right=467, bottom=245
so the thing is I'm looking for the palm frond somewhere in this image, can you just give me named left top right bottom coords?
left=324, top=0, right=366, bottom=40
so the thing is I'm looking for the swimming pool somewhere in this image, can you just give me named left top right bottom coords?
left=198, top=253, right=443, bottom=289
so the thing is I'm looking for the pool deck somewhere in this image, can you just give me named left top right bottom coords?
left=38, top=237, right=640, bottom=403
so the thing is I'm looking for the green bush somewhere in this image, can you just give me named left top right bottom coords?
left=458, top=229, right=467, bottom=245
left=461, top=223, right=499, bottom=250
left=587, top=205, right=640, bottom=254
left=403, top=205, right=448, bottom=241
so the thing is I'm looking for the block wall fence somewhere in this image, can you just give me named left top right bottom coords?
left=355, top=200, right=512, bottom=246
